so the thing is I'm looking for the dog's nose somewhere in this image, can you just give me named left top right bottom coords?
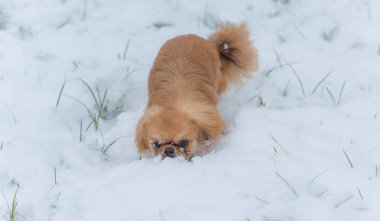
left=164, top=147, right=175, bottom=157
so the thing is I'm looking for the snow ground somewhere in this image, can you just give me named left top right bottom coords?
left=0, top=0, right=380, bottom=220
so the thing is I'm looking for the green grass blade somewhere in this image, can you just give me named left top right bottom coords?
left=357, top=186, right=364, bottom=200
left=102, top=136, right=129, bottom=154
left=281, top=80, right=292, bottom=97
left=309, top=168, right=329, bottom=186
left=80, top=118, right=83, bottom=142
left=56, top=81, right=66, bottom=107
left=376, top=165, right=378, bottom=177
left=337, top=81, right=346, bottom=105
left=322, top=87, right=336, bottom=105
left=311, top=71, right=331, bottom=94
left=98, top=89, right=108, bottom=120
left=122, top=39, right=130, bottom=61
left=96, top=87, right=103, bottom=110
left=2, top=188, right=19, bottom=221
left=334, top=194, right=354, bottom=208
left=275, top=171, right=298, bottom=198
left=286, top=62, right=305, bottom=96
left=54, top=167, right=57, bottom=185
left=270, top=134, right=288, bottom=156
left=63, top=94, right=93, bottom=116
left=85, top=120, right=93, bottom=131
left=80, top=79, right=100, bottom=110
left=10, top=188, right=18, bottom=221
left=343, top=149, right=354, bottom=168
left=273, top=50, right=283, bottom=70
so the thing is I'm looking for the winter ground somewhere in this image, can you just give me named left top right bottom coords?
left=0, top=0, right=380, bottom=220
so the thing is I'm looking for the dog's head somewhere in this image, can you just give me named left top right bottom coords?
left=135, top=104, right=224, bottom=159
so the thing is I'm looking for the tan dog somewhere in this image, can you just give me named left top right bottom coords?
left=136, top=22, right=258, bottom=159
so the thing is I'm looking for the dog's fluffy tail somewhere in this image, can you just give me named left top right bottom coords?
left=208, top=22, right=258, bottom=89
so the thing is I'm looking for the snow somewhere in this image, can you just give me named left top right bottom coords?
left=0, top=0, right=380, bottom=220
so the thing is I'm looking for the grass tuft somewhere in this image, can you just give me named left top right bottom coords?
left=80, top=79, right=108, bottom=131
left=280, top=80, right=292, bottom=97
left=311, top=71, right=331, bottom=94
left=263, top=61, right=298, bottom=77
left=118, top=39, right=130, bottom=61
left=249, top=95, right=265, bottom=107
left=60, top=79, right=108, bottom=131
left=284, top=61, right=306, bottom=96
left=2, top=188, right=19, bottom=221
left=269, top=134, right=288, bottom=156
left=322, top=81, right=346, bottom=105
left=323, top=87, right=336, bottom=104
left=101, top=136, right=129, bottom=154
left=273, top=50, right=283, bottom=70
left=337, top=81, right=346, bottom=105
left=267, top=54, right=338, bottom=99
left=10, top=189, right=18, bottom=221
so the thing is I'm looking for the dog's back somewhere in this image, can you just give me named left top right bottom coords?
left=148, top=22, right=258, bottom=109
left=148, top=34, right=221, bottom=107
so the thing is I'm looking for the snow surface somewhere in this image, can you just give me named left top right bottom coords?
left=0, top=0, right=380, bottom=220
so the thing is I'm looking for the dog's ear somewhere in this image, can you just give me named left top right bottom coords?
left=135, top=118, right=148, bottom=153
left=135, top=105, right=163, bottom=152
left=182, top=103, right=224, bottom=142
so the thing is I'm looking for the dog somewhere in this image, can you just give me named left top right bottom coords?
left=135, top=22, right=258, bottom=159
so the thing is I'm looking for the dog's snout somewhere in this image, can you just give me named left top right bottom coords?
left=164, top=147, right=175, bottom=157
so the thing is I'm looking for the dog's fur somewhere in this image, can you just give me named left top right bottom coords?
left=136, top=22, right=258, bottom=158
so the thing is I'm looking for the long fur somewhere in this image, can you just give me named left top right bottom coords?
left=136, top=22, right=258, bottom=157
left=208, top=22, right=258, bottom=91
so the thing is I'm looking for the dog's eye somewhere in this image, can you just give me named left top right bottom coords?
left=179, top=139, right=189, bottom=148
left=153, top=141, right=161, bottom=149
